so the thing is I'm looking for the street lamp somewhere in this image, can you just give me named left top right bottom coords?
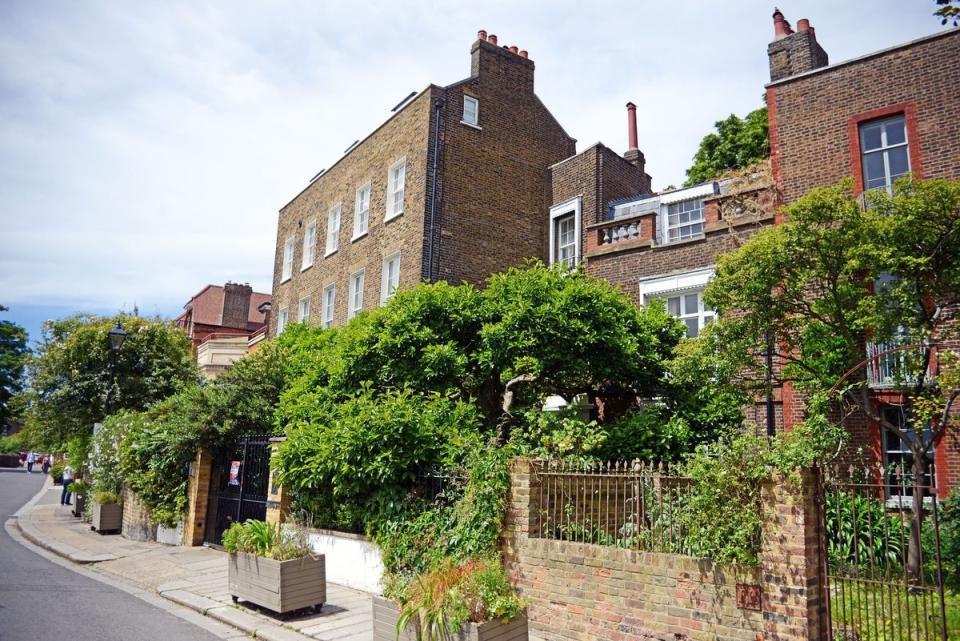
left=105, top=321, right=127, bottom=416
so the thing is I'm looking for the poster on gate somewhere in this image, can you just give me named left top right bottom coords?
left=228, top=460, right=241, bottom=485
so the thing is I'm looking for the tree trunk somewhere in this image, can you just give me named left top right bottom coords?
left=905, top=453, right=927, bottom=584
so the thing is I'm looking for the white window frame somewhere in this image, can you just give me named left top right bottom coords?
left=298, top=296, right=311, bottom=323
left=860, top=114, right=910, bottom=194
left=325, top=204, right=341, bottom=256
left=322, top=284, right=336, bottom=329
left=639, top=267, right=716, bottom=338
left=462, top=96, right=479, bottom=127
left=661, top=198, right=705, bottom=244
left=381, top=252, right=401, bottom=305
left=353, top=183, right=371, bottom=240
left=281, top=237, right=294, bottom=282
left=386, top=158, right=406, bottom=221
left=301, top=221, right=317, bottom=270
left=549, top=196, right=582, bottom=269
left=276, top=306, right=289, bottom=334
left=348, top=269, right=365, bottom=318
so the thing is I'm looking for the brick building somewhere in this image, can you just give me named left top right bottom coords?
left=764, top=12, right=960, bottom=495
left=175, top=282, right=271, bottom=377
left=270, top=30, right=575, bottom=333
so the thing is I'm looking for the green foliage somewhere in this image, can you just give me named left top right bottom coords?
left=92, top=490, right=121, bottom=505
left=684, top=107, right=769, bottom=186
left=825, top=491, right=905, bottom=570
left=69, top=479, right=89, bottom=496
left=221, top=519, right=312, bottom=561
left=49, top=460, right=65, bottom=482
left=18, top=314, right=198, bottom=450
left=925, top=489, right=960, bottom=591
left=935, top=0, right=960, bottom=26
left=396, top=558, right=524, bottom=640
left=0, top=433, right=23, bottom=454
left=0, top=305, right=29, bottom=427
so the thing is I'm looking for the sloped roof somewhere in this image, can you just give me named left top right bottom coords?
left=177, top=285, right=271, bottom=326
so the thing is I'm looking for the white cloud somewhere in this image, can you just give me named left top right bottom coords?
left=0, top=0, right=941, bottom=322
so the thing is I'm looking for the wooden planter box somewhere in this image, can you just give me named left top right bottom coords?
left=228, top=552, right=326, bottom=615
left=92, top=502, right=122, bottom=533
left=372, top=595, right=528, bottom=641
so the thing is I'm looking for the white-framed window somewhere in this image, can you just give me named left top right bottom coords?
left=881, top=405, right=934, bottom=502
left=302, top=222, right=317, bottom=270
left=381, top=253, right=400, bottom=304
left=549, top=197, right=582, bottom=269
left=639, top=267, right=716, bottom=338
left=322, top=284, right=336, bottom=329
left=462, top=96, right=479, bottom=127
left=386, top=158, right=406, bottom=220
left=325, top=204, right=341, bottom=256
left=298, top=296, right=311, bottom=323
left=281, top=237, right=294, bottom=282
left=860, top=114, right=909, bottom=193
left=276, top=307, right=289, bottom=334
left=348, top=269, right=365, bottom=318
left=353, top=184, right=370, bottom=239
left=664, top=199, right=705, bottom=243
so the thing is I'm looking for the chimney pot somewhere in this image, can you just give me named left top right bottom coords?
left=797, top=18, right=810, bottom=31
left=509, top=45, right=518, bottom=54
left=773, top=8, right=787, bottom=38
left=488, top=34, right=497, bottom=45
left=626, top=101, right=638, bottom=151
left=477, top=29, right=487, bottom=41
left=519, top=49, right=528, bottom=58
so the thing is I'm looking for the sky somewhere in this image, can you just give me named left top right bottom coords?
left=0, top=0, right=945, bottom=344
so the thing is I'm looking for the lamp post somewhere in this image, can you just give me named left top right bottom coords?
left=105, top=321, right=127, bottom=416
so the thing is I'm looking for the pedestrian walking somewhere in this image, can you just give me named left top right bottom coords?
left=61, top=463, right=74, bottom=506
left=26, top=451, right=35, bottom=473
left=42, top=455, right=50, bottom=475
left=19, top=451, right=26, bottom=468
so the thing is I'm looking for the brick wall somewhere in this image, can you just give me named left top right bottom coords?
left=121, top=485, right=158, bottom=542
left=768, top=30, right=960, bottom=205
left=504, top=460, right=826, bottom=641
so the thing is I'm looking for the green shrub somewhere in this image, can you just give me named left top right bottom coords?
left=0, top=434, right=22, bottom=454
left=221, top=519, right=311, bottom=561
left=92, top=490, right=121, bottom=505
left=924, top=488, right=960, bottom=591
left=49, top=460, right=65, bottom=482
left=825, top=491, right=905, bottom=571
left=68, top=480, right=89, bottom=496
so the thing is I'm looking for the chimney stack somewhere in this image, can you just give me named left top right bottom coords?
left=767, top=9, right=828, bottom=82
left=626, top=102, right=638, bottom=150
left=470, top=30, right=534, bottom=93
left=222, top=282, right=252, bottom=330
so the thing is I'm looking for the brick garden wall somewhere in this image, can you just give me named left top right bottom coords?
left=503, top=461, right=826, bottom=641
left=121, top=485, right=158, bottom=542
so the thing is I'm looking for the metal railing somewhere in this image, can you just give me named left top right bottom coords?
left=865, top=340, right=937, bottom=389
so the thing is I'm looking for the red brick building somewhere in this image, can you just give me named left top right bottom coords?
left=270, top=30, right=575, bottom=333
left=764, top=11, right=960, bottom=495
left=175, top=282, right=271, bottom=350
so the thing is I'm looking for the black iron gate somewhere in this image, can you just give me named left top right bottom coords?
left=818, top=464, right=948, bottom=641
left=204, top=435, right=272, bottom=546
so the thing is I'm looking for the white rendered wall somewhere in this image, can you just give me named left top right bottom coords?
left=305, top=530, right=384, bottom=594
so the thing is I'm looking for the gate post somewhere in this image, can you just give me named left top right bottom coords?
left=266, top=437, right=291, bottom=526
left=183, top=447, right=213, bottom=546
left=760, top=466, right=828, bottom=641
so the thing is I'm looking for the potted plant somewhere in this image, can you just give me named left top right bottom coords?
left=374, top=558, right=528, bottom=641
left=50, top=460, right=65, bottom=486
left=69, top=480, right=89, bottom=518
left=223, top=519, right=326, bottom=615
left=91, top=490, right=123, bottom=533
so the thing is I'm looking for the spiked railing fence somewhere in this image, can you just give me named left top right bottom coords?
left=529, top=459, right=754, bottom=556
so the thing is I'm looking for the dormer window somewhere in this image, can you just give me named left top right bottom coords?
left=663, top=199, right=705, bottom=243
left=462, top=96, right=479, bottom=127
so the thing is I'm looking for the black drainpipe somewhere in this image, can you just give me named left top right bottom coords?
left=427, top=97, right=443, bottom=281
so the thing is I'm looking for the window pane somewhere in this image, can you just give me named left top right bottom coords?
left=684, top=293, right=699, bottom=315
left=667, top=296, right=680, bottom=316
left=884, top=117, right=906, bottom=146
left=863, top=152, right=886, bottom=185
left=684, top=318, right=699, bottom=338
left=887, top=146, right=909, bottom=181
left=860, top=123, right=883, bottom=151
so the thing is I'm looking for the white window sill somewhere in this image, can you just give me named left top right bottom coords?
left=653, top=233, right=706, bottom=249
left=385, top=211, right=403, bottom=223
left=324, top=248, right=338, bottom=258
left=351, top=231, right=368, bottom=243
left=460, top=121, right=482, bottom=130
left=280, top=276, right=292, bottom=284
left=300, top=263, right=313, bottom=272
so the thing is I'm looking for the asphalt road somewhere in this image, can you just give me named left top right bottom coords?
left=0, top=468, right=226, bottom=641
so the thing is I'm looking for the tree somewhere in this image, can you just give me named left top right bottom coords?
left=705, top=177, right=960, bottom=580
left=684, top=107, right=769, bottom=186
left=935, top=0, right=960, bottom=26
left=19, top=314, right=198, bottom=451
left=0, top=306, right=29, bottom=428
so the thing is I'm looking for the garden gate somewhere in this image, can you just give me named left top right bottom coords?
left=817, top=464, right=948, bottom=641
left=203, top=435, right=272, bottom=546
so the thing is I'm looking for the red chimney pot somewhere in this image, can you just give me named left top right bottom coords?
left=626, top=102, right=638, bottom=151
left=773, top=8, right=787, bottom=38
left=797, top=18, right=810, bottom=31
left=519, top=50, right=528, bottom=59
left=488, top=34, right=497, bottom=45
left=478, top=29, right=487, bottom=41
left=509, top=45, right=518, bottom=54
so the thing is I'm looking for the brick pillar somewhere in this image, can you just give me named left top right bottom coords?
left=183, top=448, right=213, bottom=546
left=502, top=459, right=540, bottom=579
left=760, top=467, right=828, bottom=641
left=265, top=437, right=291, bottom=526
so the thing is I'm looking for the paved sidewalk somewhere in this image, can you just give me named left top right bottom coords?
left=16, top=483, right=373, bottom=641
